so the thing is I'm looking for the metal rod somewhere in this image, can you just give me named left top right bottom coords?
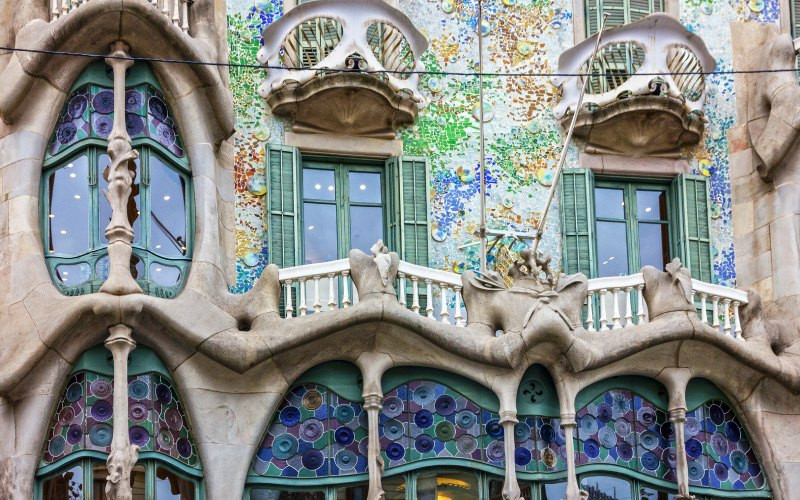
left=477, top=0, right=487, bottom=273
left=531, top=13, right=608, bottom=257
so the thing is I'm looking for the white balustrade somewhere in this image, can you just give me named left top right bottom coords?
left=277, top=258, right=747, bottom=337
left=50, top=0, right=191, bottom=32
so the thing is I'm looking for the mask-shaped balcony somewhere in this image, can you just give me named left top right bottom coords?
left=553, top=14, right=715, bottom=158
left=257, top=0, right=429, bottom=139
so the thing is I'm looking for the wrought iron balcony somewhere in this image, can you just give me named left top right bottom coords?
left=50, top=0, right=191, bottom=32
left=553, top=14, right=715, bottom=157
left=257, top=0, right=428, bottom=138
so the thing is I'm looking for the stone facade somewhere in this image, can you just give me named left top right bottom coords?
left=0, top=1, right=799, bottom=500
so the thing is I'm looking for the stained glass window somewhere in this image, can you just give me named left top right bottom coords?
left=42, top=61, right=191, bottom=298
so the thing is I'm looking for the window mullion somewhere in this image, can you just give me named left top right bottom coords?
left=625, top=184, right=639, bottom=274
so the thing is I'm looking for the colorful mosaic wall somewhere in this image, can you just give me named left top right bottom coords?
left=227, top=0, right=784, bottom=291
left=41, top=371, right=200, bottom=469
left=251, top=384, right=369, bottom=477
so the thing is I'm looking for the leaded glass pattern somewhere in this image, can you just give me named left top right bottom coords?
left=633, top=394, right=673, bottom=480
left=512, top=416, right=569, bottom=473
left=41, top=371, right=200, bottom=469
left=251, top=384, right=368, bottom=478
left=48, top=84, right=184, bottom=159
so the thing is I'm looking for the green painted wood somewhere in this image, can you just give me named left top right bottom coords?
left=585, top=0, right=664, bottom=35
left=386, top=156, right=430, bottom=266
left=559, top=169, right=596, bottom=277
left=516, top=364, right=560, bottom=417
left=574, top=375, right=669, bottom=409
left=670, top=174, right=713, bottom=282
left=293, top=361, right=364, bottom=402
left=381, top=366, right=500, bottom=411
left=793, top=0, right=800, bottom=38
left=266, top=144, right=301, bottom=268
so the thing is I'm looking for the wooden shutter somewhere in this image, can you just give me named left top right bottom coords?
left=793, top=0, right=800, bottom=38
left=671, top=174, right=712, bottom=283
left=386, top=156, right=430, bottom=266
left=559, top=169, right=596, bottom=278
left=628, top=0, right=659, bottom=22
left=586, top=0, right=600, bottom=36
left=266, top=144, right=301, bottom=268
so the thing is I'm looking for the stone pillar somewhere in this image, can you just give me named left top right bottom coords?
left=104, top=325, right=139, bottom=499
left=99, top=41, right=142, bottom=295
left=561, top=415, right=587, bottom=500
left=499, top=410, right=522, bottom=500
left=670, top=408, right=694, bottom=500
left=363, top=393, right=385, bottom=500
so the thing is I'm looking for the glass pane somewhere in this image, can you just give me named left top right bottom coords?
left=416, top=471, right=479, bottom=500
left=303, top=203, right=338, bottom=263
left=48, top=155, right=90, bottom=255
left=150, top=156, right=187, bottom=257
left=637, top=190, right=667, bottom=220
left=383, top=475, right=406, bottom=500
left=638, top=486, right=675, bottom=500
left=638, top=222, right=670, bottom=271
left=155, top=466, right=196, bottom=499
left=580, top=476, right=632, bottom=500
left=55, top=262, right=92, bottom=287
left=96, top=254, right=143, bottom=281
left=93, top=464, right=145, bottom=499
left=250, top=490, right=325, bottom=500
left=349, top=206, right=383, bottom=254
left=98, top=154, right=141, bottom=245
left=336, top=484, right=367, bottom=499
left=597, top=221, right=629, bottom=277
left=488, top=478, right=533, bottom=500
left=540, top=482, right=567, bottom=500
left=150, top=263, right=182, bottom=287
left=303, top=168, right=335, bottom=200
left=349, top=171, right=381, bottom=203
left=595, top=187, right=625, bottom=219
left=41, top=464, right=83, bottom=500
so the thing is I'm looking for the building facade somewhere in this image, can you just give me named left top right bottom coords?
left=1, top=0, right=800, bottom=498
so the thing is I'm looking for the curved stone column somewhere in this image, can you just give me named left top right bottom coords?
left=659, top=368, right=694, bottom=499
left=356, top=352, right=393, bottom=500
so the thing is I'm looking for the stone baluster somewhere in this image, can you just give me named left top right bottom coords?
left=61, top=0, right=69, bottom=16
left=636, top=284, right=646, bottom=324
left=722, top=298, right=732, bottom=336
left=299, top=278, right=308, bottom=316
left=425, top=279, right=434, bottom=318
left=585, top=291, right=595, bottom=331
left=363, top=394, right=384, bottom=500
left=327, top=273, right=336, bottom=310
left=341, top=271, right=351, bottom=308
left=312, top=275, right=322, bottom=313
left=711, top=296, right=720, bottom=331
left=598, top=289, right=608, bottom=330
left=500, top=410, right=522, bottom=500
left=285, top=280, right=294, bottom=318
left=439, top=284, right=449, bottom=323
left=104, top=325, right=139, bottom=499
left=161, top=0, right=169, bottom=17
left=397, top=272, right=407, bottom=307
left=99, top=42, right=142, bottom=296
left=624, top=286, right=634, bottom=327
left=51, top=0, right=60, bottom=20
left=611, top=288, right=622, bottom=329
left=700, top=293, right=708, bottom=324
left=454, top=286, right=465, bottom=326
left=172, top=0, right=181, bottom=26
left=180, top=0, right=189, bottom=32
left=71, top=0, right=78, bottom=10
left=733, top=301, right=743, bottom=340
left=411, top=276, right=420, bottom=314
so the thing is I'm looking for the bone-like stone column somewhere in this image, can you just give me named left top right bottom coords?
left=104, top=325, right=139, bottom=499
left=500, top=410, right=522, bottom=500
left=561, top=415, right=587, bottom=500
left=99, top=41, right=142, bottom=295
left=363, top=393, right=385, bottom=500
left=670, top=408, right=695, bottom=500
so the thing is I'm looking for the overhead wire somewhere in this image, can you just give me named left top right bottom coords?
left=1, top=45, right=798, bottom=78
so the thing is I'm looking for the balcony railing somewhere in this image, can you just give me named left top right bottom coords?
left=277, top=259, right=747, bottom=339
left=50, top=0, right=191, bottom=32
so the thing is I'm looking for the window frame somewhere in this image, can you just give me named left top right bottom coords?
left=593, top=178, right=672, bottom=277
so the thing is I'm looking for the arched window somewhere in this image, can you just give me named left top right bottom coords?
left=36, top=346, right=202, bottom=499
left=42, top=61, right=192, bottom=298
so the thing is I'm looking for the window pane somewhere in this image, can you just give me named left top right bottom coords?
left=150, top=263, right=182, bottom=287
left=580, top=476, right=632, bottom=500
left=93, top=463, right=145, bottom=499
left=96, top=254, right=144, bottom=281
left=540, top=482, right=567, bottom=500
left=638, top=222, right=670, bottom=271
left=155, top=466, right=196, bottom=499
left=336, top=484, right=367, bottom=499
left=417, top=471, right=479, bottom=500
left=150, top=156, right=187, bottom=257
left=383, top=476, right=406, bottom=500
left=41, top=464, right=83, bottom=500
left=637, top=190, right=667, bottom=220
left=98, top=154, right=141, bottom=245
left=49, top=155, right=90, bottom=255
left=349, top=171, right=382, bottom=203
left=597, top=221, right=629, bottom=277
left=304, top=203, right=338, bottom=263
left=55, top=262, right=92, bottom=287
left=303, top=168, right=335, bottom=200
left=489, top=478, right=533, bottom=500
left=250, top=490, right=325, bottom=500
left=638, top=486, right=675, bottom=499
left=595, top=188, right=625, bottom=219
left=349, top=206, right=383, bottom=254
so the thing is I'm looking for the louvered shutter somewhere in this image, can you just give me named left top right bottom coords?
left=586, top=0, right=600, bottom=36
left=559, top=169, right=596, bottom=278
left=793, top=0, right=800, bottom=38
left=386, top=156, right=430, bottom=266
left=266, top=144, right=301, bottom=269
left=671, top=174, right=712, bottom=283
left=628, top=0, right=658, bottom=22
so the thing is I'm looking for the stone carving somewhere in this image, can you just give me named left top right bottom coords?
left=461, top=249, right=587, bottom=335
left=98, top=42, right=142, bottom=296
left=363, top=394, right=385, bottom=500
left=641, top=258, right=694, bottom=320
left=746, top=33, right=800, bottom=182
left=740, top=289, right=800, bottom=354
left=349, top=242, right=399, bottom=299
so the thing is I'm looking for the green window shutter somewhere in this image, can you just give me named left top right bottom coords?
left=266, top=144, right=301, bottom=268
left=793, top=0, right=800, bottom=38
left=628, top=0, right=660, bottom=23
left=586, top=0, right=600, bottom=36
left=386, top=156, right=430, bottom=266
left=559, top=169, right=596, bottom=278
left=670, top=174, right=712, bottom=283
